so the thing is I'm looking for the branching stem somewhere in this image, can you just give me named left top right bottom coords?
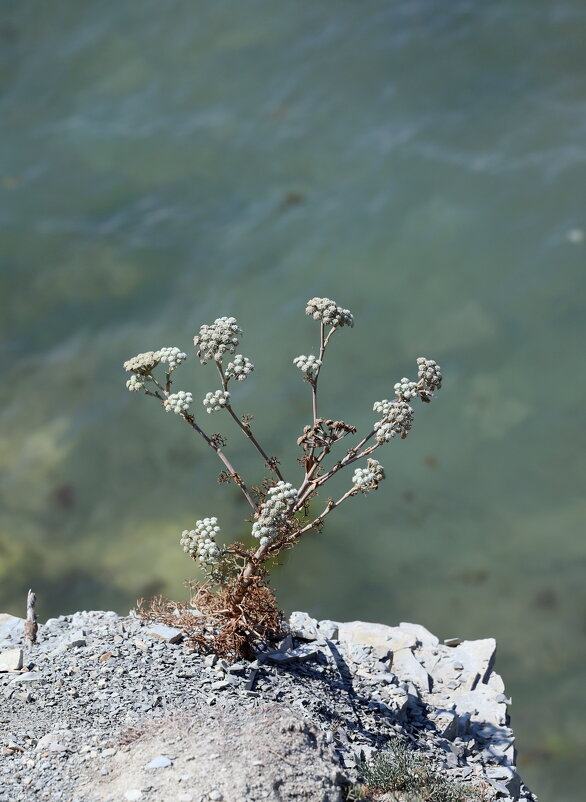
left=216, top=361, right=284, bottom=481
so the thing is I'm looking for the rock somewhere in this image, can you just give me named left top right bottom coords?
left=266, top=644, right=320, bottom=664
left=451, top=638, right=496, bottom=685
left=146, top=754, right=173, bottom=769
left=444, top=637, right=462, bottom=647
left=145, top=624, right=183, bottom=643
left=289, top=611, right=318, bottom=640
left=391, top=649, right=431, bottom=692
left=0, top=614, right=25, bottom=647
left=338, top=621, right=417, bottom=651
left=8, top=671, right=45, bottom=684
left=428, top=710, right=458, bottom=740
left=453, top=686, right=508, bottom=727
left=66, top=632, right=87, bottom=649
left=317, top=620, right=339, bottom=640
left=0, top=648, right=23, bottom=671
left=399, top=622, right=439, bottom=647
left=36, top=731, right=74, bottom=751
left=124, top=791, right=143, bottom=801
left=485, top=765, right=522, bottom=797
left=209, top=792, right=223, bottom=801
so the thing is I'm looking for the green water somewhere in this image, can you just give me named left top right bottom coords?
left=1, top=2, right=585, bottom=798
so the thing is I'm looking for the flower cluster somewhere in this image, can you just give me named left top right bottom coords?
left=293, top=354, right=322, bottom=379
left=394, top=377, right=419, bottom=401
left=180, top=517, right=221, bottom=565
left=305, top=297, right=354, bottom=328
left=194, top=317, right=242, bottom=364
left=126, top=375, right=145, bottom=392
left=225, top=354, right=254, bottom=382
left=373, top=399, right=414, bottom=442
left=252, top=481, right=298, bottom=546
left=352, top=458, right=386, bottom=493
left=163, top=391, right=193, bottom=414
left=123, top=350, right=161, bottom=376
left=417, top=357, right=442, bottom=392
left=159, top=346, right=187, bottom=372
left=203, top=390, right=230, bottom=413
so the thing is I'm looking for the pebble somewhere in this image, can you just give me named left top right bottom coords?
left=147, top=754, right=173, bottom=769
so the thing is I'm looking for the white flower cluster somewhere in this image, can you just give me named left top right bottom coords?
left=180, top=517, right=221, bottom=565
left=352, top=458, right=386, bottom=493
left=163, top=391, right=193, bottom=414
left=417, top=357, right=442, bottom=391
left=159, top=346, right=187, bottom=372
left=194, top=317, right=242, bottom=364
left=225, top=354, right=254, bottom=382
left=305, top=297, right=354, bottom=328
left=373, top=399, right=414, bottom=442
left=126, top=374, right=145, bottom=392
left=123, top=350, right=161, bottom=376
left=394, top=377, right=419, bottom=401
left=252, top=481, right=298, bottom=546
left=293, top=354, right=322, bottom=379
left=203, top=389, right=230, bottom=413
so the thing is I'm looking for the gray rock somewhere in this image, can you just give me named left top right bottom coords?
left=146, top=754, right=173, bottom=769
left=338, top=621, right=417, bottom=651
left=391, top=649, right=431, bottom=693
left=399, top=622, right=439, bottom=647
left=0, top=614, right=24, bottom=648
left=317, top=620, right=339, bottom=640
left=145, top=624, right=183, bottom=643
left=0, top=648, right=23, bottom=672
left=289, top=611, right=318, bottom=640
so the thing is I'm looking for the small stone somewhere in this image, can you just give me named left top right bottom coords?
left=288, top=611, right=318, bottom=640
left=147, top=754, right=173, bottom=769
left=0, top=648, right=23, bottom=672
left=209, top=792, right=223, bottom=801
left=124, top=791, right=143, bottom=801
left=145, top=624, right=183, bottom=643
left=444, top=637, right=462, bottom=647
left=204, top=654, right=217, bottom=667
left=101, top=747, right=117, bottom=757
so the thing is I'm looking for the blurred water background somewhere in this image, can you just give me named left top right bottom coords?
left=1, top=1, right=585, bottom=798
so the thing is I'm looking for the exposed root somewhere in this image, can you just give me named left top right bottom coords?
left=137, top=577, right=283, bottom=659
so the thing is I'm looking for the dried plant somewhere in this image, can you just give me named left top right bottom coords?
left=125, top=298, right=442, bottom=656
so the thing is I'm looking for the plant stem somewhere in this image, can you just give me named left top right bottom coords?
left=215, top=361, right=284, bottom=481
left=181, top=413, right=258, bottom=513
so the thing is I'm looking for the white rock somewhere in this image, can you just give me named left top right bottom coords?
left=317, top=620, right=339, bottom=640
left=145, top=624, right=183, bottom=643
left=146, top=754, right=172, bottom=769
left=451, top=638, right=496, bottom=684
left=0, top=648, right=23, bottom=672
left=399, top=622, right=439, bottom=647
left=288, top=612, right=318, bottom=640
left=453, top=686, right=508, bottom=727
left=337, top=621, right=417, bottom=651
left=124, top=791, right=143, bottom=801
left=391, top=649, right=431, bottom=692
left=0, top=614, right=24, bottom=647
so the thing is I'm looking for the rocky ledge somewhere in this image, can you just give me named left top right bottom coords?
left=0, top=610, right=537, bottom=802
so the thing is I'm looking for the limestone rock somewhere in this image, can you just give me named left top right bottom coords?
left=0, top=648, right=23, bottom=672
left=337, top=621, right=417, bottom=651
left=145, top=624, right=183, bottom=643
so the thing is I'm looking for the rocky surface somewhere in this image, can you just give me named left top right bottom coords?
left=0, top=609, right=537, bottom=802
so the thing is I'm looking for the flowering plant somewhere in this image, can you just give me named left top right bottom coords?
left=124, top=298, right=442, bottom=655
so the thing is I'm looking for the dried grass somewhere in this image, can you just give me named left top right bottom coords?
left=137, top=576, right=283, bottom=659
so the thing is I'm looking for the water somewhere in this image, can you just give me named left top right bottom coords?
left=1, top=1, right=585, bottom=797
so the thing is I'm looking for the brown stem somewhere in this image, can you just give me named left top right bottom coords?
left=216, top=361, right=284, bottom=481
left=181, top=413, right=258, bottom=512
